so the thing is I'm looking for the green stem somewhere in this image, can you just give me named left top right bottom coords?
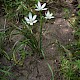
left=39, top=12, right=45, bottom=58
left=40, top=12, right=43, bottom=52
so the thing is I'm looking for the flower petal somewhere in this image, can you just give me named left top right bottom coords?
left=24, top=17, right=29, bottom=22
left=47, top=11, right=50, bottom=15
left=51, top=16, right=54, bottom=18
left=50, top=13, right=53, bottom=16
left=35, top=4, right=38, bottom=8
left=38, top=1, right=41, bottom=8
left=32, top=15, right=37, bottom=21
left=45, top=17, right=47, bottom=18
left=27, top=21, right=30, bottom=24
left=29, top=12, right=32, bottom=20
left=33, top=20, right=37, bottom=23
left=30, top=23, right=33, bottom=25
left=45, top=17, right=50, bottom=19
left=42, top=8, right=47, bottom=10
left=41, top=3, right=46, bottom=9
left=35, top=9, right=40, bottom=11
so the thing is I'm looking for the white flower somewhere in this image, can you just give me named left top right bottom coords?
left=24, top=12, right=37, bottom=25
left=45, top=11, right=54, bottom=19
left=35, top=1, right=47, bottom=11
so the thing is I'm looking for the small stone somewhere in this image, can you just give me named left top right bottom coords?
left=72, top=30, right=75, bottom=33
left=64, top=19, right=66, bottom=21
left=51, top=47, right=54, bottom=50
left=52, top=44, right=55, bottom=46
left=54, top=22, right=55, bottom=24
left=69, top=39, right=71, bottom=41
left=60, top=25, right=62, bottom=27
left=72, top=14, right=75, bottom=17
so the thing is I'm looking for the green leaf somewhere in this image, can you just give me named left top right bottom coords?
left=75, top=31, right=80, bottom=36
left=75, top=60, right=80, bottom=69
left=77, top=10, right=80, bottom=16
left=77, top=4, right=80, bottom=8
left=0, top=69, right=11, bottom=76
left=47, top=63, right=54, bottom=80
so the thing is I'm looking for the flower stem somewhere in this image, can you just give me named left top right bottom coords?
left=40, top=12, right=43, bottom=52
left=39, top=12, right=45, bottom=58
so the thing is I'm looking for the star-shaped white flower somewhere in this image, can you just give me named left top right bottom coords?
left=45, top=11, right=54, bottom=19
left=24, top=12, right=37, bottom=25
left=35, top=1, right=47, bottom=11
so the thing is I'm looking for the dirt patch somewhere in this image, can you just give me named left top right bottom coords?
left=43, top=18, right=74, bottom=58
left=8, top=17, right=74, bottom=80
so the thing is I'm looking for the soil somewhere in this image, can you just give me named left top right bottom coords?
left=0, top=0, right=78, bottom=80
